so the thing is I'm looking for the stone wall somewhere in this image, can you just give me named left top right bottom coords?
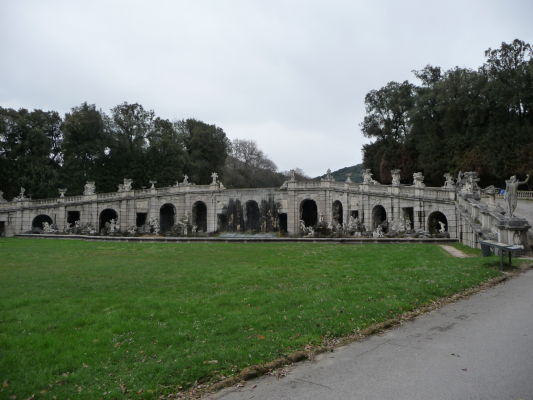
left=0, top=173, right=530, bottom=251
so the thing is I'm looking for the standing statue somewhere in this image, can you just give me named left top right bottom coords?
left=182, top=175, right=189, bottom=185
left=0, top=190, right=6, bottom=203
left=391, top=169, right=401, bottom=186
left=289, top=169, right=296, bottom=182
left=504, top=174, right=530, bottom=217
left=456, top=171, right=464, bottom=187
left=323, top=169, right=334, bottom=182
left=211, top=172, right=219, bottom=185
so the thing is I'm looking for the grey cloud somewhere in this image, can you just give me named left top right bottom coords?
left=1, top=0, right=532, bottom=176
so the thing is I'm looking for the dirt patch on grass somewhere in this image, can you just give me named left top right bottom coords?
left=440, top=244, right=472, bottom=258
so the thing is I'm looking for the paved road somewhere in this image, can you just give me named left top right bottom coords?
left=211, top=269, right=533, bottom=400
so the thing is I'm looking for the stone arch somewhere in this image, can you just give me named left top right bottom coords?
left=372, top=205, right=387, bottom=231
left=192, top=201, right=207, bottom=232
left=159, top=203, right=176, bottom=233
left=32, top=214, right=53, bottom=230
left=427, top=211, right=448, bottom=234
left=99, top=208, right=118, bottom=232
left=332, top=200, right=343, bottom=226
left=245, top=200, right=261, bottom=232
left=300, top=199, right=318, bottom=227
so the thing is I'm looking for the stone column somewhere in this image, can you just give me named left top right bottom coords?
left=56, top=202, right=66, bottom=231
left=286, top=183, right=298, bottom=235
left=207, top=194, right=217, bottom=233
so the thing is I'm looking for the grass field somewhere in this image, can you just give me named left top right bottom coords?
left=0, top=239, right=500, bottom=399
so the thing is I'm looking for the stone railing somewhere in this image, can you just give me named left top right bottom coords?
left=495, top=190, right=533, bottom=200
left=31, top=198, right=58, bottom=206
left=63, top=195, right=85, bottom=203
left=286, top=180, right=339, bottom=190
left=457, top=194, right=531, bottom=251
left=97, top=192, right=120, bottom=201
left=518, top=190, right=533, bottom=200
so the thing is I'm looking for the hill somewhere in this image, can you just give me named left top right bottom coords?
left=317, top=164, right=363, bottom=183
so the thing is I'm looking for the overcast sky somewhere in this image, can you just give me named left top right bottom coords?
left=1, top=0, right=532, bottom=177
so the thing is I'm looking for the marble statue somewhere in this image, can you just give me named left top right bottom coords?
left=42, top=222, right=56, bottom=233
left=299, top=219, right=314, bottom=237
left=437, top=221, right=446, bottom=233
left=290, top=170, right=296, bottom=182
left=505, top=174, right=530, bottom=217
left=149, top=218, right=160, bottom=234
left=391, top=169, right=401, bottom=186
left=363, top=169, right=378, bottom=184
left=442, top=173, right=455, bottom=189
left=182, top=175, right=189, bottom=185
left=413, top=172, right=425, bottom=188
left=0, top=190, right=6, bottom=203
left=58, top=188, right=67, bottom=198
left=149, top=180, right=157, bottom=189
left=84, top=181, right=95, bottom=196
left=323, top=169, right=334, bottom=182
left=459, top=172, right=480, bottom=198
left=123, top=179, right=133, bottom=191
left=108, top=218, right=119, bottom=233
left=176, top=213, right=190, bottom=236
left=211, top=172, right=219, bottom=185
left=373, top=225, right=384, bottom=238
left=15, top=187, right=26, bottom=201
left=345, top=173, right=352, bottom=183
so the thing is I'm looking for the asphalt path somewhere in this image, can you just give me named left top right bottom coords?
left=210, top=269, right=533, bottom=400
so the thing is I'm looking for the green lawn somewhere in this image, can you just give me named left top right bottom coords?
left=0, top=239, right=500, bottom=399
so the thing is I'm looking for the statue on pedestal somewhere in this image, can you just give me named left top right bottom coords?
left=391, top=169, right=401, bottom=186
left=442, top=173, right=455, bottom=189
left=211, top=172, right=218, bottom=185
left=84, top=181, right=95, bottom=196
left=505, top=174, right=530, bottom=217
left=363, top=169, right=378, bottom=184
left=412, top=172, right=425, bottom=188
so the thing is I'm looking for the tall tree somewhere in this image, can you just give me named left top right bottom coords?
left=0, top=107, right=62, bottom=199
left=177, top=119, right=230, bottom=184
left=361, top=81, right=416, bottom=182
left=104, top=102, right=155, bottom=190
left=145, top=117, right=187, bottom=187
left=61, top=103, right=108, bottom=194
